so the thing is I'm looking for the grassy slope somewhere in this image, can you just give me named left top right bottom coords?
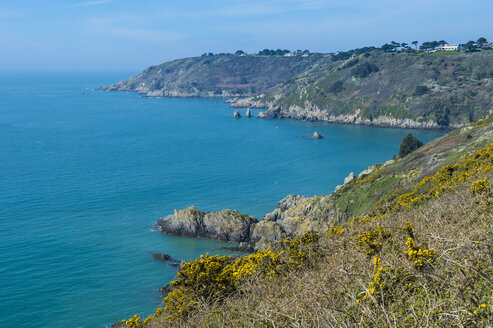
left=331, top=114, right=493, bottom=217
left=262, top=51, right=493, bottom=126
left=104, top=55, right=331, bottom=96
left=120, top=117, right=493, bottom=328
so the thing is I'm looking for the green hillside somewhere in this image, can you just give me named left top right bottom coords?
left=249, top=51, right=493, bottom=128
left=101, top=55, right=331, bottom=97
left=116, top=117, right=493, bottom=328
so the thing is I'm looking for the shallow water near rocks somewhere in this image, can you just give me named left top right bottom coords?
left=0, top=72, right=445, bottom=328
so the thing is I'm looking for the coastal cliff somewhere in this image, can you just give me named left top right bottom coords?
left=103, top=51, right=493, bottom=130
left=156, top=114, right=493, bottom=249
left=229, top=51, right=493, bottom=129
left=100, top=55, right=330, bottom=98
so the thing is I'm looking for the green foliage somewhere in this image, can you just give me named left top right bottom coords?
left=351, top=62, right=379, bottom=78
left=413, top=85, right=428, bottom=96
left=329, top=80, right=344, bottom=93
left=399, top=133, right=423, bottom=158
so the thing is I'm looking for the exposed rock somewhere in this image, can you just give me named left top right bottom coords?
left=152, top=252, right=171, bottom=261
left=307, top=131, right=324, bottom=139
left=246, top=108, right=252, bottom=118
left=344, top=172, right=355, bottom=184
left=358, top=165, right=377, bottom=178
left=159, top=284, right=173, bottom=295
left=156, top=206, right=257, bottom=243
left=257, top=106, right=461, bottom=130
left=249, top=194, right=342, bottom=249
left=233, top=110, right=241, bottom=119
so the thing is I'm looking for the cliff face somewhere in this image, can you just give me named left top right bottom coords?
left=100, top=55, right=331, bottom=98
left=156, top=206, right=257, bottom=244
left=156, top=115, right=493, bottom=249
left=230, top=51, right=493, bottom=129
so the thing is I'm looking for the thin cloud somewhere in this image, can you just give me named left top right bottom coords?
left=74, top=0, right=116, bottom=7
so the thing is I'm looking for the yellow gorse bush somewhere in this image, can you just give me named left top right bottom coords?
left=405, top=237, right=437, bottom=269
left=367, top=144, right=493, bottom=220
left=470, top=177, right=490, bottom=195
left=122, top=231, right=321, bottom=326
left=356, top=226, right=392, bottom=255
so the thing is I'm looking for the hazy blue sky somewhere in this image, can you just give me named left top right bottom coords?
left=1, top=0, right=491, bottom=71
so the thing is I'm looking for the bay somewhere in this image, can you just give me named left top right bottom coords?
left=0, top=72, right=445, bottom=327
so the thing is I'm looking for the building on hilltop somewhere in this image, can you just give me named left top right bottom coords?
left=438, top=44, right=462, bottom=51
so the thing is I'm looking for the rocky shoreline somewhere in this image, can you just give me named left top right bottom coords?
left=101, top=86, right=458, bottom=130
left=156, top=194, right=344, bottom=251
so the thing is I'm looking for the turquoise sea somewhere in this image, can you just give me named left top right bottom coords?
left=0, top=72, right=446, bottom=328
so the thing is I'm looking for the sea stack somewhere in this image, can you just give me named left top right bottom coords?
left=246, top=108, right=251, bottom=118
left=233, top=110, right=241, bottom=119
left=308, top=131, right=324, bottom=139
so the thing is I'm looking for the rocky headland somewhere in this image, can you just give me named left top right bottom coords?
left=155, top=114, right=493, bottom=250
left=103, top=50, right=493, bottom=130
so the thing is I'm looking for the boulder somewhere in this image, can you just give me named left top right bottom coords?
left=246, top=108, right=252, bottom=118
left=152, top=252, right=171, bottom=261
left=307, top=131, right=324, bottom=139
left=233, top=110, right=241, bottom=119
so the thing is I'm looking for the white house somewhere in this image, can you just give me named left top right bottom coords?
left=439, top=44, right=461, bottom=51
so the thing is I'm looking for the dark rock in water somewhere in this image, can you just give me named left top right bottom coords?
left=307, top=131, right=324, bottom=139
left=168, top=262, right=180, bottom=267
left=152, top=252, right=171, bottom=261
left=233, top=110, right=241, bottom=119
left=246, top=108, right=252, bottom=118
left=159, top=284, right=173, bottom=295
left=156, top=206, right=258, bottom=243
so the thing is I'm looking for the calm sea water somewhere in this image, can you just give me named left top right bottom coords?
left=0, top=72, right=445, bottom=328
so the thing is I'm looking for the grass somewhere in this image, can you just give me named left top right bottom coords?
left=148, top=169, right=493, bottom=327
left=119, top=140, right=493, bottom=328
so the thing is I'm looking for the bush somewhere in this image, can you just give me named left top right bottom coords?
left=413, top=85, right=428, bottom=96
left=398, top=133, right=423, bottom=158
left=329, top=80, right=344, bottom=93
left=352, top=62, right=379, bottom=78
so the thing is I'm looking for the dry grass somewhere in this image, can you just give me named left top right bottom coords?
left=149, top=173, right=493, bottom=328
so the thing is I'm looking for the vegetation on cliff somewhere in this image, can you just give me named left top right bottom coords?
left=101, top=55, right=331, bottom=98
left=103, top=43, right=493, bottom=128
left=117, top=116, right=493, bottom=327
left=253, top=50, right=493, bottom=127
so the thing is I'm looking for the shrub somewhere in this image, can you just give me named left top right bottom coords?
left=413, top=85, right=428, bottom=96
left=398, top=133, right=423, bottom=158
left=352, top=62, right=379, bottom=78
left=329, top=80, right=344, bottom=93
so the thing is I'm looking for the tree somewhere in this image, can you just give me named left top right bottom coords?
left=399, top=133, right=424, bottom=158
left=412, top=41, right=418, bottom=50
left=381, top=43, right=394, bottom=52
left=435, top=104, right=450, bottom=127
left=477, top=37, right=487, bottom=46
left=235, top=50, right=246, bottom=56
left=465, top=41, right=477, bottom=52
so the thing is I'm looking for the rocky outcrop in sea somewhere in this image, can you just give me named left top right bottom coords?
left=156, top=194, right=344, bottom=250
left=156, top=206, right=257, bottom=244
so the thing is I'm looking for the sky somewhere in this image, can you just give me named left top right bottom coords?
left=0, top=0, right=492, bottom=72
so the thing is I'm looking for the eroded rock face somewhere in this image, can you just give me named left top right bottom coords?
left=156, top=206, right=257, bottom=243
left=246, top=108, right=252, bottom=118
left=156, top=195, right=343, bottom=250
left=233, top=110, right=241, bottom=119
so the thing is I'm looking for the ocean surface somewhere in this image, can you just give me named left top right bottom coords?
left=0, top=72, right=446, bottom=328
